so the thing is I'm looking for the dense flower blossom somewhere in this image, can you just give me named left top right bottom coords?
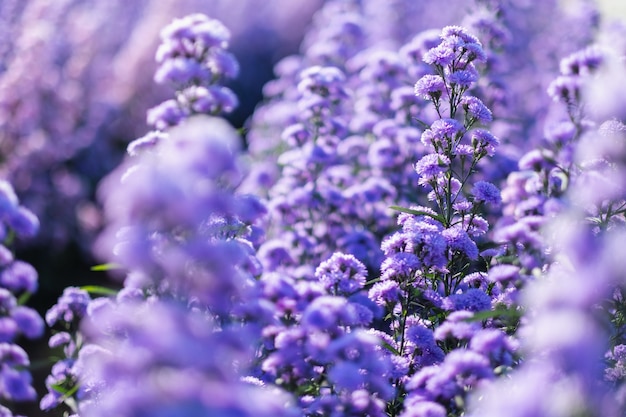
left=2, top=3, right=623, bottom=417
left=0, top=181, right=43, bottom=413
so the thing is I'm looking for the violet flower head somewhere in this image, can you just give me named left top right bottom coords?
left=471, top=181, right=501, bottom=205
left=443, top=288, right=491, bottom=312
left=442, top=226, right=479, bottom=260
left=415, top=153, right=450, bottom=183
left=79, top=299, right=298, bottom=417
left=448, top=67, right=479, bottom=88
left=414, top=74, right=446, bottom=102
left=470, top=129, right=499, bottom=157
left=155, top=13, right=238, bottom=86
left=45, top=287, right=92, bottom=328
left=315, top=252, right=367, bottom=295
left=462, top=96, right=493, bottom=124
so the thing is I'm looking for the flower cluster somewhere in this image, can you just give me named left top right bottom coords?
left=0, top=181, right=43, bottom=415
left=1, top=2, right=625, bottom=417
left=128, top=14, right=241, bottom=155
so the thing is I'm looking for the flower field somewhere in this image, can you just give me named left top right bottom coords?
left=1, top=1, right=626, bottom=416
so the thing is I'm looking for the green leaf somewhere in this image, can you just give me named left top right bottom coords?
left=51, top=383, right=70, bottom=395
left=90, top=263, right=123, bottom=272
left=382, top=341, right=400, bottom=356
left=17, top=291, right=32, bottom=306
left=80, top=285, right=118, bottom=296
left=389, top=206, right=446, bottom=224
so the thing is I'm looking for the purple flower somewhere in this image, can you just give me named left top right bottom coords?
left=559, top=44, right=604, bottom=76
left=0, top=366, right=36, bottom=401
left=423, top=44, right=455, bottom=67
left=184, top=85, right=239, bottom=115
left=315, top=252, right=367, bottom=295
left=414, top=153, right=450, bottom=183
left=470, top=129, right=499, bottom=156
left=435, top=311, right=481, bottom=342
left=0, top=183, right=18, bottom=215
left=146, top=99, right=188, bottom=130
left=414, top=75, right=446, bottom=100
left=487, top=264, right=520, bottom=284
left=431, top=118, right=464, bottom=139
left=297, top=65, right=347, bottom=99
left=462, top=96, right=492, bottom=124
left=6, top=207, right=39, bottom=239
left=470, top=329, right=518, bottom=367
left=154, top=57, right=211, bottom=86
left=0, top=262, right=37, bottom=294
left=547, top=75, right=582, bottom=103
left=444, top=288, right=491, bottom=312
left=45, top=287, right=91, bottom=327
left=368, top=138, right=401, bottom=169
left=368, top=280, right=402, bottom=306
left=10, top=307, right=43, bottom=339
left=302, top=296, right=362, bottom=330
left=442, top=227, right=479, bottom=260
left=281, top=123, right=311, bottom=146
left=448, top=68, right=478, bottom=88
left=380, top=252, right=422, bottom=281
left=400, top=400, right=447, bottom=417
left=472, top=181, right=501, bottom=205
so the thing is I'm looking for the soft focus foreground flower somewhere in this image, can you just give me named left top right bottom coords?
left=78, top=299, right=299, bottom=417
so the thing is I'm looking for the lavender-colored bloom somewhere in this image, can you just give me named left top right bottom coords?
left=0, top=319, right=17, bottom=343
left=10, top=307, right=43, bottom=339
left=442, top=227, right=479, bottom=260
left=368, top=280, right=402, bottom=306
left=315, top=252, right=367, bottom=295
left=472, top=181, right=501, bottom=205
left=470, top=129, right=499, bottom=156
left=184, top=85, right=239, bottom=114
left=48, top=332, right=72, bottom=349
left=146, top=99, right=188, bottom=130
left=45, top=287, right=91, bottom=327
left=444, top=288, right=491, bottom=312
left=448, top=68, right=478, bottom=88
left=80, top=299, right=298, bottom=417
left=281, top=123, right=311, bottom=146
left=406, top=324, right=440, bottom=353
left=297, top=65, right=347, bottom=99
left=0, top=183, right=18, bottom=215
left=0, top=247, right=13, bottom=268
left=547, top=74, right=582, bottom=103
left=487, top=264, right=520, bottom=284
left=302, top=296, right=363, bottom=330
left=414, top=74, right=446, bottom=100
left=435, top=310, right=481, bottom=342
left=430, top=118, right=464, bottom=140
left=6, top=207, right=39, bottom=239
left=0, top=262, right=37, bottom=294
left=257, top=239, right=296, bottom=271
left=414, top=153, right=450, bottom=183
left=462, top=96, right=492, bottom=124
left=154, top=56, right=211, bottom=86
left=400, top=400, right=447, bottom=417
left=606, top=344, right=626, bottom=382
left=470, top=329, right=518, bottom=367
left=560, top=44, right=604, bottom=76
left=380, top=252, right=421, bottom=281
left=423, top=44, right=455, bottom=67
left=441, top=25, right=480, bottom=47
left=0, top=367, right=36, bottom=401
